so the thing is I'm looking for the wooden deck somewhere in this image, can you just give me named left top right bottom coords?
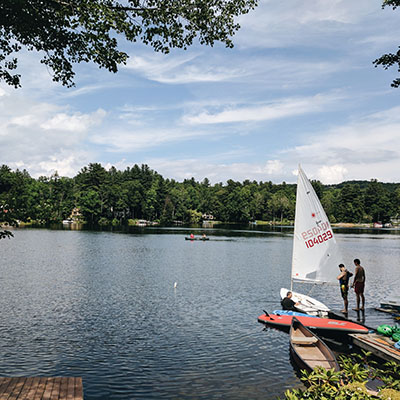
left=0, top=377, right=83, bottom=400
left=349, top=333, right=400, bottom=364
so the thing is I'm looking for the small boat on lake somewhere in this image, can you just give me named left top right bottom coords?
left=280, top=166, right=342, bottom=317
left=380, top=296, right=400, bottom=312
left=290, top=317, right=340, bottom=372
left=185, top=236, right=209, bottom=241
left=258, top=311, right=369, bottom=334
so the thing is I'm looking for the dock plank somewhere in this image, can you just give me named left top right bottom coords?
left=350, top=333, right=400, bottom=363
left=7, top=377, right=27, bottom=400
left=66, top=378, right=75, bottom=400
left=74, top=378, right=83, bottom=400
left=0, top=377, right=83, bottom=400
left=42, top=377, right=55, bottom=400
left=16, top=377, right=35, bottom=400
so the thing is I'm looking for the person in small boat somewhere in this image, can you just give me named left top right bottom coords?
left=190, top=233, right=195, bottom=239
left=337, top=263, right=353, bottom=313
left=351, top=258, right=365, bottom=311
left=281, top=291, right=301, bottom=311
left=202, top=233, right=207, bottom=239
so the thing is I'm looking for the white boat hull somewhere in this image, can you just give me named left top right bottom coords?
left=280, top=288, right=330, bottom=317
left=380, top=298, right=400, bottom=311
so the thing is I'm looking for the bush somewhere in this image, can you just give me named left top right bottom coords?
left=98, top=217, right=110, bottom=226
left=283, top=352, right=400, bottom=399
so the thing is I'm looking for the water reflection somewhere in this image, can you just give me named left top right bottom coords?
left=0, top=228, right=399, bottom=399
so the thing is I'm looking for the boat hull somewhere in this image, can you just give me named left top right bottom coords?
left=280, top=287, right=329, bottom=316
left=258, top=313, right=368, bottom=334
left=380, top=300, right=400, bottom=312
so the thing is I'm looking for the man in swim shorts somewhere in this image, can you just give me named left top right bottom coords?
left=337, top=264, right=353, bottom=313
left=351, top=258, right=365, bottom=311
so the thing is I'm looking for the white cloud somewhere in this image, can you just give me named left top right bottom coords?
left=89, top=126, right=214, bottom=152
left=14, top=151, right=92, bottom=178
left=40, top=109, right=106, bottom=132
left=183, top=93, right=344, bottom=125
left=280, top=106, right=400, bottom=183
left=144, top=157, right=289, bottom=183
left=0, top=90, right=103, bottom=177
left=316, top=165, right=348, bottom=183
left=124, top=53, right=245, bottom=84
left=236, top=0, right=381, bottom=48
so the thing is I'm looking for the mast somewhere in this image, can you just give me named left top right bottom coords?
left=290, top=165, right=302, bottom=291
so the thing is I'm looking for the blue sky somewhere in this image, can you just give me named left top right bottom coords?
left=1, top=0, right=400, bottom=184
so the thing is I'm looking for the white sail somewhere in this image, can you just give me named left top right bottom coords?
left=291, top=166, right=341, bottom=284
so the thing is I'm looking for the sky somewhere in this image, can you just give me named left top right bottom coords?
left=1, top=0, right=400, bottom=185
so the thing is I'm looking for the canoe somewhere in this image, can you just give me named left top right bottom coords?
left=185, top=237, right=209, bottom=241
left=290, top=317, right=340, bottom=372
left=258, top=312, right=369, bottom=334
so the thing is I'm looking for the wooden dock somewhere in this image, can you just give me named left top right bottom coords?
left=329, top=307, right=399, bottom=331
left=0, top=377, right=83, bottom=400
left=349, top=333, right=400, bottom=364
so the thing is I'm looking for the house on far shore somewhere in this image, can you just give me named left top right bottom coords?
left=202, top=213, right=214, bottom=221
left=63, top=207, right=83, bottom=224
left=71, top=208, right=82, bottom=221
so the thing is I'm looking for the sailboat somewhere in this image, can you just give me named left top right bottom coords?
left=280, top=166, right=341, bottom=316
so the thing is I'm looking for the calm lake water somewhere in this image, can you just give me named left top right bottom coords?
left=0, top=226, right=399, bottom=399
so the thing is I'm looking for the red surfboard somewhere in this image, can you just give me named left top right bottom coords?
left=258, top=313, right=368, bottom=334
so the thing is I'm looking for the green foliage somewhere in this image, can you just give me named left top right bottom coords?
left=184, top=209, right=202, bottom=224
left=98, top=217, right=110, bottom=226
left=1, top=163, right=400, bottom=235
left=283, top=352, right=400, bottom=400
left=380, top=388, right=400, bottom=400
left=0, top=0, right=258, bottom=88
left=373, top=1, right=400, bottom=87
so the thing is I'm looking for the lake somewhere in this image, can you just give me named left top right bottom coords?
left=0, top=226, right=399, bottom=399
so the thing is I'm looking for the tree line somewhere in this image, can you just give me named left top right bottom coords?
left=1, top=163, right=400, bottom=227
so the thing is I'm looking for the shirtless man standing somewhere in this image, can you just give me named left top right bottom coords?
left=351, top=258, right=365, bottom=311
left=337, top=264, right=353, bottom=313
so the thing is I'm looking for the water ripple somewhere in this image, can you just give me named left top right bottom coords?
left=0, top=229, right=398, bottom=399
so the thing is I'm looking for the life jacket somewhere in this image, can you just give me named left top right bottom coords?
left=339, top=270, right=353, bottom=286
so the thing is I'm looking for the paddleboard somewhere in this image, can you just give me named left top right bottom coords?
left=258, top=312, right=368, bottom=334
left=273, top=310, right=317, bottom=318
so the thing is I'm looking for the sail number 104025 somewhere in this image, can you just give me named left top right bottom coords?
left=304, top=231, right=333, bottom=248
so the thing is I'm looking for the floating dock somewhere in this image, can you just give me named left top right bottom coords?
left=328, top=308, right=400, bottom=363
left=349, top=333, right=400, bottom=363
left=0, top=377, right=83, bottom=399
left=329, top=307, right=399, bottom=331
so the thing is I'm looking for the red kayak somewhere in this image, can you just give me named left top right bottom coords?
left=258, top=312, right=368, bottom=334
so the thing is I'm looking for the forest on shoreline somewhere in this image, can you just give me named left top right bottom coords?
left=1, top=163, right=400, bottom=227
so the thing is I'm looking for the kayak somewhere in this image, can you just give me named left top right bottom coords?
left=258, top=312, right=368, bottom=334
left=185, top=237, right=209, bottom=241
